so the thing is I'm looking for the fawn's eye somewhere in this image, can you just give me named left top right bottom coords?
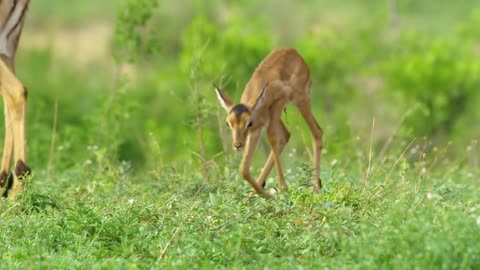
left=226, top=121, right=230, bottom=127
left=246, top=120, right=253, bottom=128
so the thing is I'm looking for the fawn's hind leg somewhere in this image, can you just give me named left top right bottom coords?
left=295, top=97, right=323, bottom=192
left=257, top=120, right=290, bottom=189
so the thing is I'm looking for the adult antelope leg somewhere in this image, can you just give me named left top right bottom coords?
left=0, top=0, right=30, bottom=199
left=11, top=87, right=28, bottom=199
left=0, top=97, right=13, bottom=191
left=295, top=96, right=323, bottom=192
left=240, top=130, right=272, bottom=198
left=0, top=59, right=29, bottom=199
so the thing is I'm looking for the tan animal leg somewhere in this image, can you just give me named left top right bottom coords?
left=0, top=59, right=29, bottom=199
left=256, top=153, right=273, bottom=188
left=258, top=119, right=290, bottom=190
left=10, top=90, right=28, bottom=199
left=0, top=97, right=13, bottom=190
left=267, top=99, right=291, bottom=190
left=295, top=97, right=323, bottom=192
left=257, top=122, right=290, bottom=187
left=240, top=130, right=272, bottom=198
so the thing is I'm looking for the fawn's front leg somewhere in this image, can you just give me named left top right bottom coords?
left=240, top=130, right=272, bottom=198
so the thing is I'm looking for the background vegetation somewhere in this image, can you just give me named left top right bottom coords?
left=0, top=0, right=479, bottom=268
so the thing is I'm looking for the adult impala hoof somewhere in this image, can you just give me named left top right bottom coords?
left=15, top=160, right=31, bottom=179
left=0, top=170, right=7, bottom=188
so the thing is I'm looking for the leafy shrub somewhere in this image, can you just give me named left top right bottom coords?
left=180, top=14, right=275, bottom=91
left=113, top=0, right=160, bottom=63
left=383, top=35, right=480, bottom=137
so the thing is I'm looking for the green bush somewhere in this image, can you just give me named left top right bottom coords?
left=113, top=0, right=160, bottom=63
left=180, top=14, right=275, bottom=91
left=383, top=35, right=480, bottom=137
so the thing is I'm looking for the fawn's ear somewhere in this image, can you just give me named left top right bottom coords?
left=251, top=83, right=268, bottom=117
left=214, top=85, right=233, bottom=111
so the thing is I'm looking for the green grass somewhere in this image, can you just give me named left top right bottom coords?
left=1, top=153, right=479, bottom=269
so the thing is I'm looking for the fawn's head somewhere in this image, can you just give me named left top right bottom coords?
left=214, top=84, right=267, bottom=151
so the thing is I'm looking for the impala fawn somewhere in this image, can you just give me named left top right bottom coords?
left=0, top=0, right=30, bottom=199
left=215, top=48, right=323, bottom=198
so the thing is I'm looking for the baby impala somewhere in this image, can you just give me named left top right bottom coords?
left=215, top=48, right=323, bottom=198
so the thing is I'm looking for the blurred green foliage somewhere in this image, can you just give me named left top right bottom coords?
left=14, top=0, right=480, bottom=171
left=383, top=35, right=480, bottom=136
left=113, top=0, right=160, bottom=63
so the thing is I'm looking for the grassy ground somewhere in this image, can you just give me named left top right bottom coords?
left=1, top=0, right=479, bottom=269
left=1, top=145, right=479, bottom=269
